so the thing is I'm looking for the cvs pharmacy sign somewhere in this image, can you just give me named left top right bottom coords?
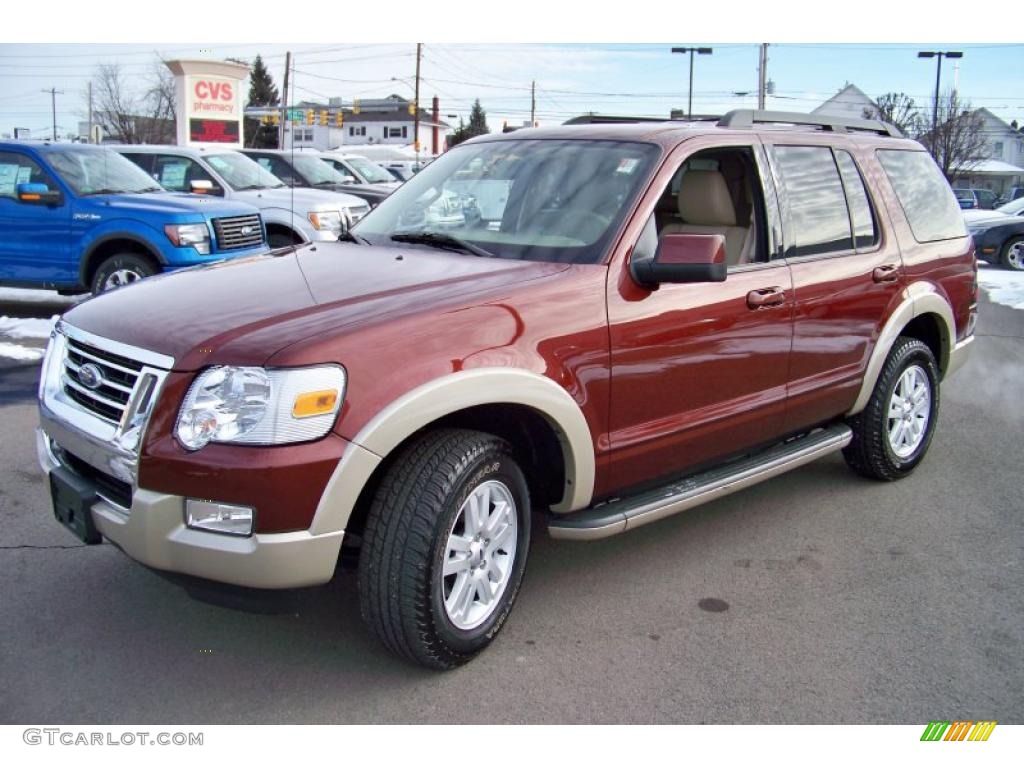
left=188, top=76, right=238, bottom=117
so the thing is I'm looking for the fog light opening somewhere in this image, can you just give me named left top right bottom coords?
left=186, top=499, right=255, bottom=537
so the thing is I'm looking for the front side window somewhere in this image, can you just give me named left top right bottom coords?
left=771, top=145, right=853, bottom=257
left=353, top=138, right=660, bottom=265
left=343, top=156, right=394, bottom=184
left=44, top=148, right=162, bottom=196
left=877, top=149, right=966, bottom=243
left=0, top=151, right=57, bottom=199
left=152, top=155, right=216, bottom=193
left=289, top=154, right=345, bottom=186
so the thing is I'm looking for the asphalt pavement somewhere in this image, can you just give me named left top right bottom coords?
left=0, top=292, right=1021, bottom=724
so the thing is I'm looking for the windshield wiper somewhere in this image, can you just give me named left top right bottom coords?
left=390, top=232, right=493, bottom=258
left=313, top=180, right=339, bottom=187
left=81, top=188, right=124, bottom=196
left=339, top=231, right=371, bottom=245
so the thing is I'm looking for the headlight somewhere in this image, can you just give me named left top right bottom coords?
left=164, top=223, right=211, bottom=254
left=175, top=365, right=346, bottom=450
left=307, top=210, right=343, bottom=232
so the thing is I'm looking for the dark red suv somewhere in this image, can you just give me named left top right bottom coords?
left=38, top=110, right=976, bottom=669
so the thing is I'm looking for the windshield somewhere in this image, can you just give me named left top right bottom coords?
left=290, top=154, right=346, bottom=185
left=206, top=152, right=285, bottom=190
left=344, top=156, right=395, bottom=184
left=997, top=197, right=1024, bottom=216
left=46, top=148, right=163, bottom=196
left=353, top=139, right=660, bottom=264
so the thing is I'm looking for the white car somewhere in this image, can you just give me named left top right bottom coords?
left=116, top=146, right=370, bottom=248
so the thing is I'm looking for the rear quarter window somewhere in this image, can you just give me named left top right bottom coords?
left=877, top=150, right=966, bottom=242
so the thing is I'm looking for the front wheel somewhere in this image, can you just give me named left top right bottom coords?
left=1001, top=236, right=1024, bottom=271
left=844, top=337, right=940, bottom=481
left=90, top=253, right=157, bottom=294
left=357, top=429, right=531, bottom=669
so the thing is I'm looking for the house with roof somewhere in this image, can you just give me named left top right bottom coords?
left=950, top=108, right=1024, bottom=197
left=812, top=84, right=880, bottom=122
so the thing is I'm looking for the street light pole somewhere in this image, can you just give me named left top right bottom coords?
left=671, top=47, right=713, bottom=119
left=917, top=50, right=963, bottom=152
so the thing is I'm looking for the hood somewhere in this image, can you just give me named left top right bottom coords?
left=61, top=242, right=569, bottom=371
left=234, top=186, right=366, bottom=211
left=962, top=209, right=1008, bottom=225
left=83, top=191, right=256, bottom=218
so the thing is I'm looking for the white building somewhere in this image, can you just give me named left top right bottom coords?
left=953, top=108, right=1024, bottom=196
left=812, top=84, right=879, bottom=121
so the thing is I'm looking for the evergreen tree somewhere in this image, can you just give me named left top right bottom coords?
left=447, top=101, right=489, bottom=148
left=248, top=55, right=279, bottom=107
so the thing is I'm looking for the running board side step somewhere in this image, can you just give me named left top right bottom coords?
left=548, top=424, right=852, bottom=541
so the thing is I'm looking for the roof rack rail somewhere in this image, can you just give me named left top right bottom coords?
left=563, top=115, right=670, bottom=125
left=717, top=110, right=902, bottom=138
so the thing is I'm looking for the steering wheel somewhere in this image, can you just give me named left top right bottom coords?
left=542, top=209, right=610, bottom=241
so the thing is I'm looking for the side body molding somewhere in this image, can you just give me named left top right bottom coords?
left=310, top=367, right=596, bottom=536
left=847, top=282, right=956, bottom=416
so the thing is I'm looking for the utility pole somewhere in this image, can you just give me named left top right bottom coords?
left=42, top=87, right=63, bottom=141
left=279, top=51, right=291, bottom=149
left=87, top=81, right=94, bottom=144
left=917, top=50, right=963, bottom=154
left=757, top=44, right=768, bottom=110
left=531, top=80, right=536, bottom=126
left=671, top=47, right=713, bottom=119
left=413, top=43, right=422, bottom=158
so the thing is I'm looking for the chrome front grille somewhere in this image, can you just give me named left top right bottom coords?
left=212, top=213, right=264, bottom=251
left=62, top=337, right=144, bottom=426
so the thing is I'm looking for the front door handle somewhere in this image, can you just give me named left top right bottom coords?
left=873, top=264, right=900, bottom=283
left=747, top=286, right=786, bottom=309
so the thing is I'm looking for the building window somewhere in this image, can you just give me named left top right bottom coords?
left=388, top=126, right=404, bottom=138
left=994, top=141, right=1004, bottom=158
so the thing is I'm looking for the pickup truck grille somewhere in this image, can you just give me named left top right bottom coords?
left=213, top=214, right=264, bottom=251
left=61, top=337, right=144, bottom=426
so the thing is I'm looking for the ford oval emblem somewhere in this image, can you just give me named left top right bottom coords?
left=78, top=363, right=104, bottom=390
left=240, top=225, right=254, bottom=236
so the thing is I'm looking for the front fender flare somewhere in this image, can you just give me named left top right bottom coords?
left=309, top=368, right=596, bottom=536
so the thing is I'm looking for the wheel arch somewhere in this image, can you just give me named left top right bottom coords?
left=80, top=232, right=164, bottom=287
left=309, top=368, right=596, bottom=538
left=848, top=283, right=955, bottom=416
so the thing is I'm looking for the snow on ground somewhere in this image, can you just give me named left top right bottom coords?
left=0, top=287, right=83, bottom=306
left=977, top=265, right=1024, bottom=311
left=0, top=342, right=45, bottom=362
left=0, top=315, right=58, bottom=339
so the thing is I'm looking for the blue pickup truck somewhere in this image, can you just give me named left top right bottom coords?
left=0, top=141, right=268, bottom=294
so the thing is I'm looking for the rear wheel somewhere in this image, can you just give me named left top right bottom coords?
left=844, top=337, right=940, bottom=481
left=1000, top=236, right=1024, bottom=271
left=90, top=253, right=157, bottom=294
left=357, top=429, right=531, bottom=669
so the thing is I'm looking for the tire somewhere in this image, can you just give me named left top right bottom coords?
left=90, top=252, right=157, bottom=295
left=1000, top=235, right=1024, bottom=271
left=268, top=232, right=301, bottom=249
left=843, top=337, right=940, bottom=481
left=357, top=429, right=531, bottom=669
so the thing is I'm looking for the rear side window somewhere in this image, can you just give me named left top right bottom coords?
left=877, top=150, right=966, bottom=242
left=835, top=151, right=878, bottom=250
left=771, top=145, right=853, bottom=257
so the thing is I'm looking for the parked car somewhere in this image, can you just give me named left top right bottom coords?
left=996, top=196, right=1024, bottom=217
left=953, top=187, right=998, bottom=210
left=241, top=149, right=390, bottom=208
left=116, top=146, right=369, bottom=249
left=0, top=141, right=267, bottom=294
left=995, top=186, right=1024, bottom=207
left=963, top=209, right=1024, bottom=270
left=38, top=110, right=975, bottom=669
left=316, top=151, right=401, bottom=190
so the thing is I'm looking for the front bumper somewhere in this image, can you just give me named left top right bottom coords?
left=37, top=428, right=344, bottom=589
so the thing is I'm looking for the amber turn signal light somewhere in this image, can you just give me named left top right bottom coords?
left=292, top=389, right=339, bottom=419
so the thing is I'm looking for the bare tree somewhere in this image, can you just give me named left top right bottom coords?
left=91, top=59, right=176, bottom=144
left=864, top=92, right=921, bottom=137
left=919, top=90, right=988, bottom=181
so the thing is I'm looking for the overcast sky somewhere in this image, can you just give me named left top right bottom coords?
left=2, top=42, right=1021, bottom=139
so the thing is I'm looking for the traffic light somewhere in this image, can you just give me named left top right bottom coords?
left=335, top=111, right=344, bottom=127
left=320, top=110, right=328, bottom=126
left=271, top=113, right=279, bottom=126
left=408, top=102, right=416, bottom=115
left=305, top=109, right=314, bottom=126
left=353, top=99, right=360, bottom=115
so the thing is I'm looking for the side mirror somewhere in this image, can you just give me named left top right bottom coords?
left=189, top=179, right=216, bottom=194
left=17, top=182, right=63, bottom=207
left=631, top=233, right=727, bottom=287
left=339, top=175, right=357, bottom=184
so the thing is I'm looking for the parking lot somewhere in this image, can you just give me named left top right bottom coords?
left=0, top=282, right=1021, bottom=724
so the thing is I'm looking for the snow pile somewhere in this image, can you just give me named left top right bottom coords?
left=0, top=287, right=83, bottom=306
left=0, top=342, right=45, bottom=362
left=0, top=315, right=58, bottom=339
left=977, top=266, right=1024, bottom=311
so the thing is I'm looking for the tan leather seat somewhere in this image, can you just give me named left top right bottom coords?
left=662, top=169, right=753, bottom=266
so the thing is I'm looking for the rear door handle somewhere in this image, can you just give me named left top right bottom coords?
left=872, top=264, right=900, bottom=283
left=746, top=286, right=786, bottom=309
